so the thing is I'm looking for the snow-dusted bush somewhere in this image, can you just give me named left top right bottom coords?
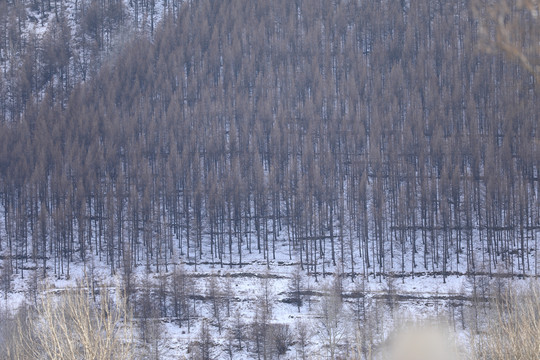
left=473, top=281, right=540, bottom=360
left=8, top=280, right=135, bottom=360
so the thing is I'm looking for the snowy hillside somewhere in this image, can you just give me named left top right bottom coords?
left=1, top=0, right=540, bottom=358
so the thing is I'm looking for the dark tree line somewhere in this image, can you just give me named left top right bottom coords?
left=0, top=0, right=539, bottom=281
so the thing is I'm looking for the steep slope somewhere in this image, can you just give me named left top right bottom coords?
left=0, top=0, right=538, bottom=281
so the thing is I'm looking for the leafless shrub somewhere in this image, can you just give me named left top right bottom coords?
left=196, top=319, right=214, bottom=360
left=316, top=285, right=349, bottom=360
left=0, top=306, right=28, bottom=359
left=295, top=320, right=310, bottom=360
left=12, top=279, right=135, bottom=360
left=472, top=281, right=540, bottom=360
left=271, top=324, right=293, bottom=356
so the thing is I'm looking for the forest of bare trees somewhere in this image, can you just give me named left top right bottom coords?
left=0, top=0, right=538, bottom=285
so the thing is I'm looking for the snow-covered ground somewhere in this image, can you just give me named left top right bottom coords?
left=3, top=228, right=520, bottom=359
left=1, top=180, right=538, bottom=358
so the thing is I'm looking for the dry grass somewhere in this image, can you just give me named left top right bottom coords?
left=472, top=281, right=540, bottom=360
left=6, top=280, right=135, bottom=360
